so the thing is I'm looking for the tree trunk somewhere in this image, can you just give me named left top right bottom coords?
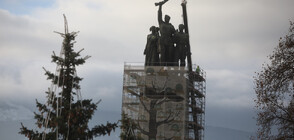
left=148, top=100, right=158, bottom=140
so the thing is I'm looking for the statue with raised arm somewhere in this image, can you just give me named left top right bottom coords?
left=144, top=26, right=160, bottom=66
left=174, top=24, right=188, bottom=66
left=156, top=0, right=176, bottom=66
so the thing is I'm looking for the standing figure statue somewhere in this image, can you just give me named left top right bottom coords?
left=156, top=0, right=176, bottom=66
left=144, top=26, right=160, bottom=66
left=174, top=24, right=188, bottom=66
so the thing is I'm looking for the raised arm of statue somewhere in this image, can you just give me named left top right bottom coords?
left=157, top=4, right=163, bottom=25
left=156, top=0, right=168, bottom=25
left=155, top=0, right=169, bottom=6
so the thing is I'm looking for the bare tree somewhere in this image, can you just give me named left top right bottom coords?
left=124, top=71, right=184, bottom=140
left=254, top=21, right=294, bottom=139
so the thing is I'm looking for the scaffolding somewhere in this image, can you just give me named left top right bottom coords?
left=121, top=62, right=206, bottom=140
left=186, top=64, right=206, bottom=140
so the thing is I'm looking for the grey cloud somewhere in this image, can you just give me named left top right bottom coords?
left=206, top=69, right=255, bottom=109
left=0, top=101, right=33, bottom=121
left=205, top=105, right=257, bottom=132
left=0, top=0, right=294, bottom=135
left=188, top=0, right=294, bottom=68
left=79, top=68, right=123, bottom=112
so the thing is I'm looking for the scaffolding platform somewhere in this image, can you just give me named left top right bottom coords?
left=121, top=62, right=206, bottom=140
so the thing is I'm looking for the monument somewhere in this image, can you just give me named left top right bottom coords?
left=121, top=1, right=206, bottom=140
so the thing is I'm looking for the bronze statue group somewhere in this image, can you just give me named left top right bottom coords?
left=144, top=0, right=189, bottom=67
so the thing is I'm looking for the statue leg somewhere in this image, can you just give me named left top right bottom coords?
left=160, top=45, right=166, bottom=66
left=180, top=50, right=186, bottom=67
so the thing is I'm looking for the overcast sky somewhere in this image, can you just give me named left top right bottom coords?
left=0, top=0, right=294, bottom=139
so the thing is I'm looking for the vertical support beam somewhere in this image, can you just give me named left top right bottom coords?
left=181, top=0, right=192, bottom=72
left=181, top=1, right=200, bottom=140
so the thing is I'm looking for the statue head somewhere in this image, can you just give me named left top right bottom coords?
left=150, top=26, right=159, bottom=34
left=150, top=26, right=156, bottom=32
left=164, top=15, right=170, bottom=23
left=179, top=24, right=185, bottom=32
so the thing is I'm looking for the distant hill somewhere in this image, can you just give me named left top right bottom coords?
left=205, top=125, right=254, bottom=140
left=0, top=111, right=254, bottom=140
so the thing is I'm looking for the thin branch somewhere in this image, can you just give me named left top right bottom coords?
left=139, top=96, right=150, bottom=113
left=156, top=111, right=174, bottom=127
left=125, top=88, right=140, bottom=97
left=156, top=97, right=171, bottom=105
left=135, top=120, right=149, bottom=136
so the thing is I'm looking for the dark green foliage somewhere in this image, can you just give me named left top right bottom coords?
left=90, top=122, right=118, bottom=137
left=120, top=113, right=143, bottom=140
left=19, top=19, right=117, bottom=140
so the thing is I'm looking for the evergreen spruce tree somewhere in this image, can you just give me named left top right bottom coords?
left=120, top=113, right=143, bottom=140
left=19, top=15, right=117, bottom=140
